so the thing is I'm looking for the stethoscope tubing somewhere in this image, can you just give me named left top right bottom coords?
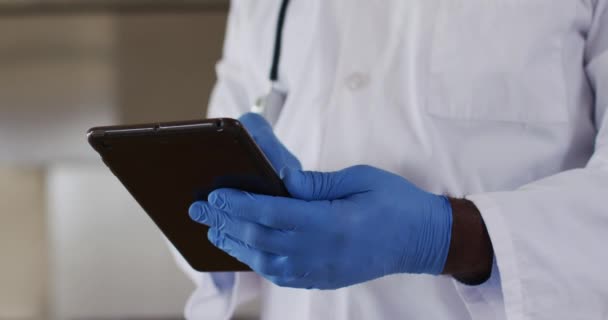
left=270, top=0, right=291, bottom=83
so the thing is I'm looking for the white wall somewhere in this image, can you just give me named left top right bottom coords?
left=46, top=163, right=193, bottom=319
left=0, top=167, right=47, bottom=319
left=0, top=15, right=118, bottom=165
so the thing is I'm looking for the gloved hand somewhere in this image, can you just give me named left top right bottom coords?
left=238, top=113, right=301, bottom=172
left=189, top=164, right=453, bottom=289
left=205, top=113, right=299, bottom=290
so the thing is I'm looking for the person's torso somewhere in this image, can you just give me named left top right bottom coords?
left=231, top=0, right=597, bottom=319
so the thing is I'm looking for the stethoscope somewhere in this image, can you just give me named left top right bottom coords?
left=250, top=0, right=291, bottom=126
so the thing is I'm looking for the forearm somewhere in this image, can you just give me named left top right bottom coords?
left=442, top=198, right=494, bottom=285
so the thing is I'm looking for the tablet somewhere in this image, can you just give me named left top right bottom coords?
left=87, top=118, right=289, bottom=271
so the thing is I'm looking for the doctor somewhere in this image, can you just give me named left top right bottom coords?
left=173, top=0, right=608, bottom=319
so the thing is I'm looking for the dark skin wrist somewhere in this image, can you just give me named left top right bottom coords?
left=442, top=198, right=494, bottom=285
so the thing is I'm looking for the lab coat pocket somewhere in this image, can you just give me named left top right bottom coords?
left=427, top=0, right=572, bottom=124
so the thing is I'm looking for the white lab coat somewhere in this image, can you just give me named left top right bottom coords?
left=173, top=0, right=608, bottom=319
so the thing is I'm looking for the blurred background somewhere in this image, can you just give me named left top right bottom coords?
left=0, top=0, right=258, bottom=319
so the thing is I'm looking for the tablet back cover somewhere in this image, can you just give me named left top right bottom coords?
left=87, top=119, right=288, bottom=272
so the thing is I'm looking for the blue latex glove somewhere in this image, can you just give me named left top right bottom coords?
left=190, top=114, right=452, bottom=289
left=206, top=113, right=298, bottom=290
left=238, top=113, right=301, bottom=172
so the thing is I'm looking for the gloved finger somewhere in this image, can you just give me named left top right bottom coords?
left=208, top=229, right=289, bottom=277
left=239, top=113, right=301, bottom=171
left=189, top=201, right=233, bottom=230
left=208, top=188, right=326, bottom=230
left=280, top=165, right=378, bottom=201
left=238, top=112, right=272, bottom=134
left=265, top=273, right=316, bottom=290
left=202, top=207, right=296, bottom=255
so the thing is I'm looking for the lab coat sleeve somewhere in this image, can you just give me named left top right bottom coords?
left=455, top=3, right=608, bottom=319
left=169, top=1, right=263, bottom=319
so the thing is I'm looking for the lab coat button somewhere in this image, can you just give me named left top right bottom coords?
left=345, top=72, right=370, bottom=91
